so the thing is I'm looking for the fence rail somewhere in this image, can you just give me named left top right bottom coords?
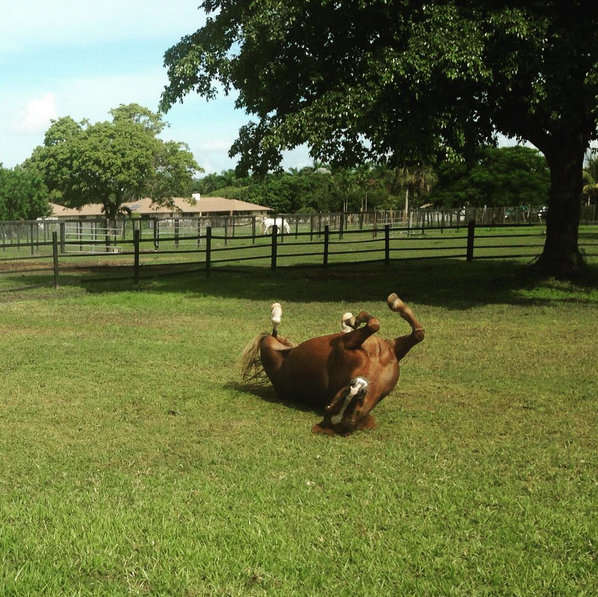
left=1, top=218, right=597, bottom=292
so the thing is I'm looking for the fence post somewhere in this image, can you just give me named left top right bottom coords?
left=271, top=224, right=278, bottom=269
left=60, top=222, right=66, bottom=253
left=205, top=226, right=212, bottom=277
left=133, top=228, right=140, bottom=284
left=385, top=224, right=390, bottom=265
left=323, top=225, right=330, bottom=268
left=295, top=216, right=299, bottom=239
left=339, top=212, right=345, bottom=240
left=252, top=216, right=256, bottom=244
left=175, top=218, right=180, bottom=248
left=105, top=218, right=111, bottom=253
left=52, top=232, right=59, bottom=288
left=153, top=218, right=159, bottom=250
left=30, top=223, right=35, bottom=255
left=467, top=220, right=476, bottom=262
left=224, top=217, right=229, bottom=247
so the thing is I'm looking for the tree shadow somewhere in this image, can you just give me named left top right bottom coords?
left=104, top=259, right=598, bottom=309
left=3, top=258, right=597, bottom=310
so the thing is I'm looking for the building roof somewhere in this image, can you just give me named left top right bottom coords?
left=49, top=203, right=104, bottom=217
left=49, top=196, right=271, bottom=218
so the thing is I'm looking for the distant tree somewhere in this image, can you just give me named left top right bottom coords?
left=205, top=185, right=250, bottom=200
left=397, top=165, right=438, bottom=212
left=27, top=104, right=201, bottom=220
left=0, top=165, right=50, bottom=220
left=241, top=173, right=321, bottom=213
left=162, top=0, right=598, bottom=276
left=195, top=169, right=247, bottom=195
left=430, top=146, right=550, bottom=208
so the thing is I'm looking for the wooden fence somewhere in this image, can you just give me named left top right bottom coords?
left=1, top=220, right=597, bottom=291
left=3, top=204, right=598, bottom=251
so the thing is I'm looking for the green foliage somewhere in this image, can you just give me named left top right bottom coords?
left=0, top=165, right=50, bottom=220
left=161, top=1, right=597, bottom=171
left=430, top=146, right=550, bottom=208
left=27, top=105, right=201, bottom=219
left=206, top=185, right=250, bottom=200
left=199, top=163, right=434, bottom=213
left=240, top=172, right=328, bottom=212
left=194, top=169, right=248, bottom=195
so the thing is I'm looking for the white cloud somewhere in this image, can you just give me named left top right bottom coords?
left=12, top=92, right=58, bottom=133
left=198, top=140, right=233, bottom=152
left=56, top=71, right=168, bottom=122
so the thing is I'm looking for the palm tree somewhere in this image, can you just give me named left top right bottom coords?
left=396, top=164, right=438, bottom=215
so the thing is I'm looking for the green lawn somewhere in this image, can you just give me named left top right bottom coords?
left=0, top=260, right=596, bottom=596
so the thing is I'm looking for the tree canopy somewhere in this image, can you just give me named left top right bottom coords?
left=162, top=0, right=598, bottom=276
left=0, top=165, right=50, bottom=221
left=430, top=146, right=550, bottom=208
left=27, top=104, right=201, bottom=220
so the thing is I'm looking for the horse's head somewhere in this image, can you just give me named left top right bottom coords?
left=312, top=376, right=384, bottom=436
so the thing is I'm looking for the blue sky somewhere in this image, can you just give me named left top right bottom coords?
left=0, top=0, right=311, bottom=175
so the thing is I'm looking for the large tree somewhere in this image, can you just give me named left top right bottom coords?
left=28, top=104, right=201, bottom=220
left=161, top=0, right=597, bottom=276
left=0, top=165, right=50, bottom=221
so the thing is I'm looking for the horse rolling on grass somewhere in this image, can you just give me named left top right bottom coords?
left=240, top=294, right=425, bottom=435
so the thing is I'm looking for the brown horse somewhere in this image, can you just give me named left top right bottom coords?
left=241, top=294, right=424, bottom=435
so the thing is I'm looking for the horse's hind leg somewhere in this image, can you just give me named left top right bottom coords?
left=387, top=293, right=425, bottom=360
left=271, top=302, right=282, bottom=337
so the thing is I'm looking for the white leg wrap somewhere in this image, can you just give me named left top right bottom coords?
left=340, top=312, right=354, bottom=333
left=271, top=302, right=282, bottom=333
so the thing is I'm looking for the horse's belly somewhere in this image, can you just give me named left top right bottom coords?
left=276, top=336, right=338, bottom=406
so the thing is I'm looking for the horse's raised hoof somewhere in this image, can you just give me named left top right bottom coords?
left=387, top=293, right=405, bottom=313
left=271, top=302, right=282, bottom=336
left=340, top=312, right=355, bottom=333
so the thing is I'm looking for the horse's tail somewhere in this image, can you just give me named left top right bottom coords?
left=239, top=332, right=271, bottom=385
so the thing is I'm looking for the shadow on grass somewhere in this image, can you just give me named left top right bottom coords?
left=2, top=258, right=598, bottom=310
left=225, top=381, right=319, bottom=415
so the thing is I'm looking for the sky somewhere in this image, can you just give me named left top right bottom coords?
left=0, top=0, right=311, bottom=176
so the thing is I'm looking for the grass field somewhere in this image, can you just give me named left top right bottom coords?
left=1, top=259, right=597, bottom=596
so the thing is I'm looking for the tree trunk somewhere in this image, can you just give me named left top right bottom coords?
left=536, top=140, right=586, bottom=277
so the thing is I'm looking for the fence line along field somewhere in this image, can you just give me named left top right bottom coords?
left=0, top=260, right=595, bottom=595
left=1, top=209, right=597, bottom=291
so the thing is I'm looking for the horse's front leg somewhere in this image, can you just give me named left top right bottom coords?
left=341, top=311, right=380, bottom=350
